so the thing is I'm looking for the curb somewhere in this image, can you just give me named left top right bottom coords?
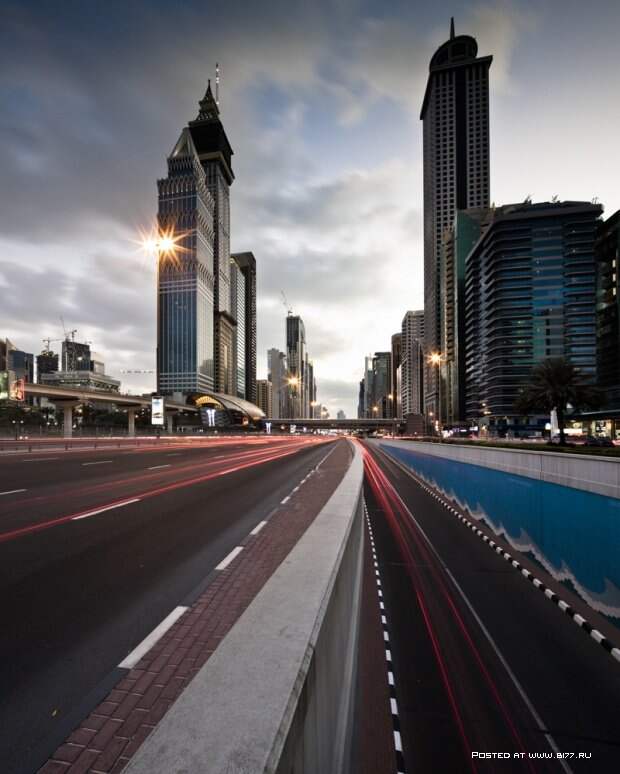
left=377, top=446, right=620, bottom=667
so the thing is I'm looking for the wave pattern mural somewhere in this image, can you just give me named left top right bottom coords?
left=380, top=443, right=620, bottom=625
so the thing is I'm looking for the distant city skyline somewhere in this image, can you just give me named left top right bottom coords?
left=1, top=1, right=619, bottom=417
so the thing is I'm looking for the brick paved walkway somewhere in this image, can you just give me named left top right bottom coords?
left=39, top=440, right=352, bottom=774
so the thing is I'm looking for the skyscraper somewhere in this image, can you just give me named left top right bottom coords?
left=421, top=18, right=492, bottom=419
left=286, top=314, right=306, bottom=418
left=372, top=352, right=392, bottom=418
left=231, top=252, right=257, bottom=404
left=441, top=207, right=493, bottom=425
left=401, top=310, right=425, bottom=418
left=157, top=80, right=234, bottom=397
left=391, top=333, right=402, bottom=418
left=267, top=347, right=286, bottom=419
left=256, top=379, right=273, bottom=417
left=595, top=210, right=620, bottom=411
left=465, top=200, right=602, bottom=435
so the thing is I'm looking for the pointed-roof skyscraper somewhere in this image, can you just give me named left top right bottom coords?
left=156, top=75, right=237, bottom=398
left=188, top=80, right=236, bottom=395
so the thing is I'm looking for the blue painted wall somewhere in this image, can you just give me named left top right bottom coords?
left=380, top=443, right=620, bottom=627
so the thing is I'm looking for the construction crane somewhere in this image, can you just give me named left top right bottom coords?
left=280, top=290, right=293, bottom=316
left=42, top=337, right=63, bottom=353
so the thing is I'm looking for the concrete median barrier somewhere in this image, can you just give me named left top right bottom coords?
left=124, top=441, right=364, bottom=774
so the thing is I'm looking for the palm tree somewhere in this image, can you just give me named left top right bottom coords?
left=514, top=357, right=602, bottom=445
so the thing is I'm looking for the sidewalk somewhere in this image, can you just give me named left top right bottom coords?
left=39, top=440, right=353, bottom=774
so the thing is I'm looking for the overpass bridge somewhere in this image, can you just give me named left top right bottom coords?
left=21, top=383, right=196, bottom=437
left=266, top=417, right=400, bottom=432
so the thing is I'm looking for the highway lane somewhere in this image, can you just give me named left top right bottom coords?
left=0, top=436, right=320, bottom=543
left=361, top=441, right=620, bottom=773
left=0, top=435, right=305, bottom=493
left=0, top=436, right=334, bottom=774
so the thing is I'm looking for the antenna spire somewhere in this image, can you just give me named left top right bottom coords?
left=215, top=62, right=220, bottom=106
left=450, top=16, right=455, bottom=39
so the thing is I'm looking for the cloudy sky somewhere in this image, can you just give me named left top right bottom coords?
left=1, top=0, right=619, bottom=417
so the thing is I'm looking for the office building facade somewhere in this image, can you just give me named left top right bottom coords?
left=286, top=315, right=306, bottom=418
left=157, top=81, right=238, bottom=398
left=267, top=348, right=286, bottom=419
left=421, top=19, right=492, bottom=419
left=465, top=200, right=602, bottom=435
left=37, top=350, right=59, bottom=381
left=595, top=210, right=620, bottom=409
left=441, top=207, right=493, bottom=425
left=256, top=379, right=273, bottom=417
left=231, top=252, right=257, bottom=404
left=391, top=333, right=402, bottom=418
left=401, top=310, right=425, bottom=417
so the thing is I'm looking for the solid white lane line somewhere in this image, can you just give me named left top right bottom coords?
left=148, top=464, right=171, bottom=470
left=82, top=460, right=113, bottom=466
left=119, top=606, right=189, bottom=669
left=215, top=546, right=243, bottom=571
left=250, top=520, right=267, bottom=536
left=0, top=489, right=27, bottom=496
left=72, top=498, right=141, bottom=521
left=23, top=457, right=59, bottom=462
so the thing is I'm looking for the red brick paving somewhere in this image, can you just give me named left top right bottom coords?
left=40, top=440, right=352, bottom=774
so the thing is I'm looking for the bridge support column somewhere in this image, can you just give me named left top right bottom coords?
left=127, top=408, right=136, bottom=437
left=56, top=400, right=80, bottom=438
left=166, top=413, right=174, bottom=434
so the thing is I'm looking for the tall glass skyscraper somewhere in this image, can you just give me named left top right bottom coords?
left=465, top=200, right=603, bottom=435
left=420, top=19, right=492, bottom=419
left=157, top=81, right=234, bottom=396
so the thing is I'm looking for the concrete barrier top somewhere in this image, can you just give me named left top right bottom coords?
left=378, top=439, right=620, bottom=499
left=124, top=441, right=364, bottom=774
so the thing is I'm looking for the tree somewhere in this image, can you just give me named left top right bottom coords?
left=514, top=357, right=602, bottom=445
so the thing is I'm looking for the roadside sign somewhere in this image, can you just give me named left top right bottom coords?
left=151, top=396, right=165, bottom=426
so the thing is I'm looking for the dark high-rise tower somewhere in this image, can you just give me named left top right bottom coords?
left=420, top=19, right=492, bottom=419
left=231, top=252, right=257, bottom=404
left=157, top=81, right=234, bottom=397
left=188, top=83, right=235, bottom=395
left=286, top=315, right=306, bottom=418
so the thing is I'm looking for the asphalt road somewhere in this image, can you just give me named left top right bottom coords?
left=361, top=440, right=620, bottom=774
left=0, top=436, right=334, bottom=774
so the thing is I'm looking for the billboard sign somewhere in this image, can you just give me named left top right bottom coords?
left=0, top=371, right=9, bottom=401
left=151, top=396, right=165, bottom=426
left=10, top=378, right=25, bottom=402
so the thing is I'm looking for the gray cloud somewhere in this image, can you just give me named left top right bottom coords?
left=2, top=0, right=618, bottom=417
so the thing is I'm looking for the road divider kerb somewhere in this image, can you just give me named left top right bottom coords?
left=119, top=606, right=189, bottom=669
left=378, top=445, right=620, bottom=667
left=364, top=500, right=406, bottom=774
